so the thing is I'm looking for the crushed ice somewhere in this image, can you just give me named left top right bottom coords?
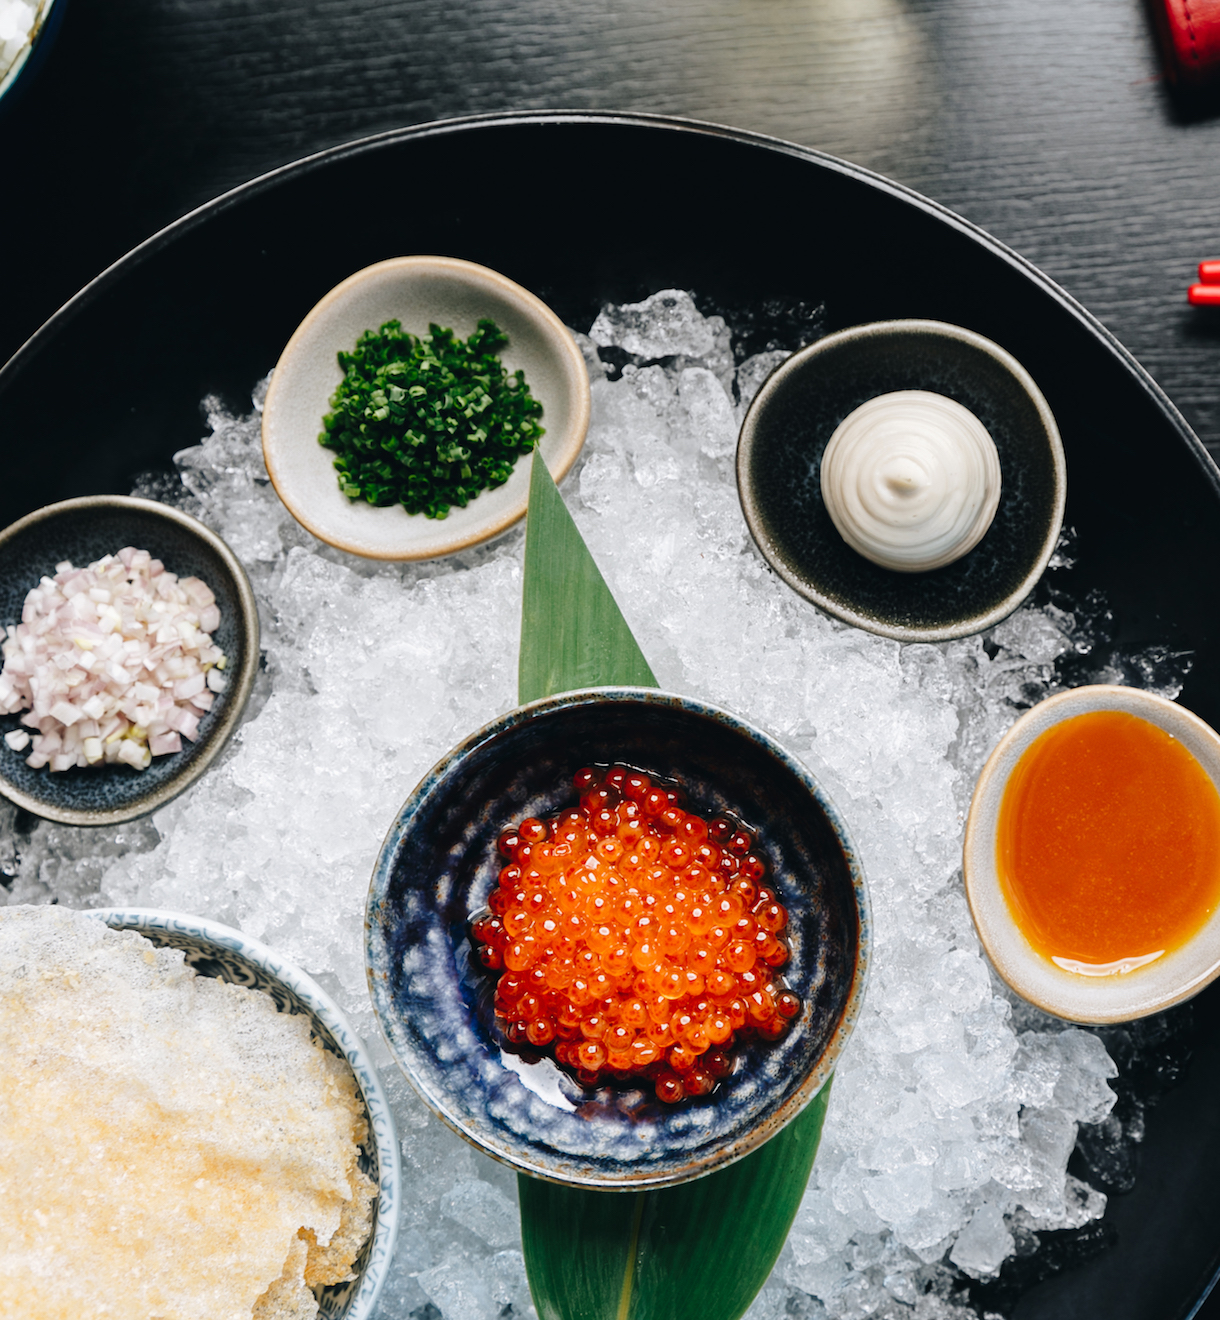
left=0, top=289, right=1195, bottom=1320
left=0, top=0, right=38, bottom=83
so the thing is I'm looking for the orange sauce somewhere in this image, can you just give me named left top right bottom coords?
left=996, top=709, right=1220, bottom=971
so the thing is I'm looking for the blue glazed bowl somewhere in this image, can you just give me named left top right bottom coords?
left=89, top=908, right=400, bottom=1320
left=0, top=495, right=260, bottom=826
left=365, top=687, right=870, bottom=1189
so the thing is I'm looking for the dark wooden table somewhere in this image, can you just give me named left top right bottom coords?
left=3, top=1, right=1220, bottom=1316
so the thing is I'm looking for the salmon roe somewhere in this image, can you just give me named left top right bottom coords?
left=470, top=764, right=798, bottom=1103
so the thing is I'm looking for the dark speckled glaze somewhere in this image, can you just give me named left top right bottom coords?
left=737, top=320, right=1066, bottom=642
left=365, top=687, right=870, bottom=1190
left=0, top=496, right=259, bottom=826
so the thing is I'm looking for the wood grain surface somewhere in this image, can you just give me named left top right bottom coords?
left=2, top=2, right=1220, bottom=1317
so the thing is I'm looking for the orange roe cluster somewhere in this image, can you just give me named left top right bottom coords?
left=469, top=764, right=799, bottom=1104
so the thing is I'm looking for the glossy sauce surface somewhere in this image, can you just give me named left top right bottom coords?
left=996, top=710, right=1220, bottom=971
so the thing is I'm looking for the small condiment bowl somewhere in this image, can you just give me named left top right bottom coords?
left=0, top=495, right=259, bottom=827
left=736, top=319, right=1066, bottom=642
left=964, top=685, right=1220, bottom=1023
left=88, top=908, right=399, bottom=1320
left=263, top=256, right=592, bottom=561
left=365, top=686, right=870, bottom=1190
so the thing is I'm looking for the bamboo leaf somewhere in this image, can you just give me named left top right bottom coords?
left=520, top=1083, right=833, bottom=1320
left=519, top=451, right=657, bottom=703
left=516, top=455, right=833, bottom=1320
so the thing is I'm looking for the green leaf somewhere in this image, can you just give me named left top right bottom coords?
left=516, top=455, right=832, bottom=1320
left=519, top=1082, right=833, bottom=1320
left=519, top=451, right=657, bottom=703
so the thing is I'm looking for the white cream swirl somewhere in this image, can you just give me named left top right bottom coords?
left=820, top=390, right=1002, bottom=573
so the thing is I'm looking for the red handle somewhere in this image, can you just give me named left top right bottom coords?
left=1153, top=0, right=1220, bottom=86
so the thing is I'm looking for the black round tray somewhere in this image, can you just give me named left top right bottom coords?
left=1, top=111, right=1218, bottom=1320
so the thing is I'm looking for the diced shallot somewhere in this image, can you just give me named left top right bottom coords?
left=149, top=731, right=182, bottom=757
left=0, top=548, right=226, bottom=773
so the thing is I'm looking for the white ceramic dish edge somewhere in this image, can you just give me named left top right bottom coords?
left=963, top=685, right=1220, bottom=1024
left=86, top=907, right=400, bottom=1320
left=262, top=255, right=591, bottom=560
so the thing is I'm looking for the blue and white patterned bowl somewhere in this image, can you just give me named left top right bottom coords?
left=88, top=908, right=400, bottom=1320
left=365, top=687, right=870, bottom=1189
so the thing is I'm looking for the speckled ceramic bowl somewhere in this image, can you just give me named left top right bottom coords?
left=964, top=685, right=1220, bottom=1023
left=365, top=687, right=870, bottom=1189
left=87, top=908, right=399, bottom=1320
left=737, top=320, right=1066, bottom=642
left=0, top=495, right=259, bottom=826
left=262, top=256, right=591, bottom=560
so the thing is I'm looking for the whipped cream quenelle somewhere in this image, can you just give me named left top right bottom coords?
left=820, top=390, right=1002, bottom=573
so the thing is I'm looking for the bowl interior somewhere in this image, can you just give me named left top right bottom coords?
left=964, top=685, right=1220, bottom=1023
left=366, top=688, right=868, bottom=1189
left=737, top=320, right=1064, bottom=641
left=262, top=256, right=591, bottom=560
left=93, top=909, right=396, bottom=1320
left=0, top=496, right=258, bottom=825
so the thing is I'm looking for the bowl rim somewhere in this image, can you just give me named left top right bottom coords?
left=0, top=494, right=261, bottom=827
left=365, top=684, right=871, bottom=1189
left=963, top=684, right=1220, bottom=1023
left=85, top=905, right=401, bottom=1320
left=736, top=317, right=1068, bottom=643
left=261, top=254, right=592, bottom=561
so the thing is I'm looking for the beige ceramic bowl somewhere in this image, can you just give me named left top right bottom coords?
left=263, top=256, right=591, bottom=560
left=964, top=685, right=1220, bottom=1023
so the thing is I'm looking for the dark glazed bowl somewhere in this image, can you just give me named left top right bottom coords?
left=89, top=908, right=399, bottom=1320
left=0, top=496, right=259, bottom=826
left=365, top=686, right=870, bottom=1189
left=737, top=320, right=1066, bottom=642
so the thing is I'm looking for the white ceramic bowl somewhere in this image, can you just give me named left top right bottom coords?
left=963, top=685, right=1220, bottom=1023
left=262, top=256, right=591, bottom=560
left=89, top=909, right=400, bottom=1320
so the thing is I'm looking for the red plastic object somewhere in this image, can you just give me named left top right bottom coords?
left=1188, top=283, right=1220, bottom=306
left=1152, top=0, right=1220, bottom=87
left=1200, top=260, right=1220, bottom=284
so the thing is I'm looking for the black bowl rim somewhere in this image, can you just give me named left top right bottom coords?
left=364, top=684, right=872, bottom=1190
left=1, top=109, right=1214, bottom=514
left=0, top=494, right=260, bottom=826
left=2, top=104, right=1218, bottom=1307
left=736, top=317, right=1069, bottom=642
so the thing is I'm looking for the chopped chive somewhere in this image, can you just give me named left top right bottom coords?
left=318, top=318, right=545, bottom=518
